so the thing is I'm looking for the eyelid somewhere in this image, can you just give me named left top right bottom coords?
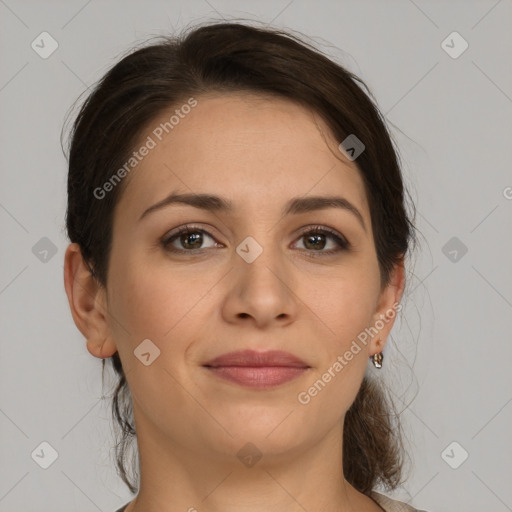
left=295, top=224, right=349, bottom=243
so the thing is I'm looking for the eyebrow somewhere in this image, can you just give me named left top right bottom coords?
left=139, top=192, right=366, bottom=231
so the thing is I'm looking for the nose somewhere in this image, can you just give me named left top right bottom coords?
left=222, top=241, right=298, bottom=329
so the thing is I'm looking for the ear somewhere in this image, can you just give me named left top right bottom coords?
left=63, top=243, right=117, bottom=359
left=368, top=259, right=405, bottom=356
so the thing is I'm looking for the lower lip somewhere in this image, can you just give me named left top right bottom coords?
left=204, top=366, right=308, bottom=389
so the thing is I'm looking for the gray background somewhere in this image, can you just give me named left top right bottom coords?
left=1, top=1, right=511, bottom=511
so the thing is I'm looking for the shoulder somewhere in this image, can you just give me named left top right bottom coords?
left=370, top=491, right=428, bottom=512
left=114, top=505, right=129, bottom=512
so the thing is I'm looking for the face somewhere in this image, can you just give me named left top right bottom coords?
left=77, top=93, right=403, bottom=466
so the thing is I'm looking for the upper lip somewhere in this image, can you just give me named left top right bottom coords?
left=203, top=350, right=309, bottom=368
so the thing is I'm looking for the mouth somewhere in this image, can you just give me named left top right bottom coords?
left=202, top=350, right=310, bottom=390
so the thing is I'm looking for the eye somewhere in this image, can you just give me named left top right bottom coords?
left=161, top=224, right=350, bottom=256
left=292, top=225, right=350, bottom=256
left=161, top=225, right=220, bottom=253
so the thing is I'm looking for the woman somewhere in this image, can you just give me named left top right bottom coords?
left=63, top=21, right=425, bottom=512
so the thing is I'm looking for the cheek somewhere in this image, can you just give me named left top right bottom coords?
left=111, top=269, right=188, bottom=340
left=306, top=267, right=379, bottom=346
left=297, top=280, right=375, bottom=416
left=108, top=250, right=217, bottom=359
left=329, top=293, right=377, bottom=351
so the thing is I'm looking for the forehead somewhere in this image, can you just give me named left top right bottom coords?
left=116, top=93, right=369, bottom=220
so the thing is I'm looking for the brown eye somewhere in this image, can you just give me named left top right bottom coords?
left=303, top=232, right=329, bottom=250
left=161, top=224, right=349, bottom=257
left=162, top=225, right=218, bottom=253
left=293, top=226, right=350, bottom=256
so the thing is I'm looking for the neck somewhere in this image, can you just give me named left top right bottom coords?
left=122, top=414, right=383, bottom=512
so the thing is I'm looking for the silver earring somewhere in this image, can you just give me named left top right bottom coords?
left=371, top=352, right=383, bottom=369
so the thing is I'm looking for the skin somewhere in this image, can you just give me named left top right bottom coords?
left=64, top=92, right=404, bottom=512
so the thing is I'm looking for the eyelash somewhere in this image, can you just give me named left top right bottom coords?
left=161, top=224, right=350, bottom=257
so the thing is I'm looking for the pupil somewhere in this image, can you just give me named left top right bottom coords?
left=305, top=234, right=325, bottom=250
left=182, top=232, right=202, bottom=249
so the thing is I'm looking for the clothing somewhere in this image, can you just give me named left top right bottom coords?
left=115, top=492, right=426, bottom=512
left=371, top=491, right=427, bottom=511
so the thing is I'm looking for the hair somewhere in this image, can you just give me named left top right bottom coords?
left=64, top=20, right=417, bottom=496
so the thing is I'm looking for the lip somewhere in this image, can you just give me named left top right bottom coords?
left=203, top=349, right=309, bottom=368
left=202, top=350, right=310, bottom=390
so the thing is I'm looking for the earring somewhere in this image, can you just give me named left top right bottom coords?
left=371, top=352, right=383, bottom=369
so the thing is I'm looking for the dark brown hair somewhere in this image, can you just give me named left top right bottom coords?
left=64, top=20, right=416, bottom=496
